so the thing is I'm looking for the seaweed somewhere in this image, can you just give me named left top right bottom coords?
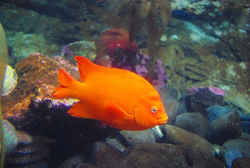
left=143, top=0, right=171, bottom=79
left=89, top=0, right=171, bottom=80
left=0, top=23, right=8, bottom=168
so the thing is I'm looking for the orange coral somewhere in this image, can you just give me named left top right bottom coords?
left=95, top=28, right=137, bottom=66
left=101, top=28, right=131, bottom=50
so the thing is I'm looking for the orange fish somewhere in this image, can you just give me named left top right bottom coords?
left=52, top=56, right=168, bottom=130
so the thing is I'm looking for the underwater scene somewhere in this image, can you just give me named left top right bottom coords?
left=0, top=0, right=250, bottom=168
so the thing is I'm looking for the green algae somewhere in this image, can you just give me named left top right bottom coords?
left=7, top=31, right=60, bottom=65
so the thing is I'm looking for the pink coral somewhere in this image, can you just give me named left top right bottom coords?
left=188, top=86, right=226, bottom=96
left=208, top=87, right=226, bottom=96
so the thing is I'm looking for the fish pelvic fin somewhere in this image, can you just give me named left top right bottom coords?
left=68, top=102, right=96, bottom=120
left=52, top=68, right=78, bottom=99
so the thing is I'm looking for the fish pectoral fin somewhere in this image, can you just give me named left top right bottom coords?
left=106, top=103, right=132, bottom=121
left=68, top=102, right=96, bottom=119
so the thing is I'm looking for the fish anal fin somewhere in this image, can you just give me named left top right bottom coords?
left=68, top=102, right=96, bottom=120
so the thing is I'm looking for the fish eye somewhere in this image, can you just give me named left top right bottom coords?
left=151, top=106, right=158, bottom=114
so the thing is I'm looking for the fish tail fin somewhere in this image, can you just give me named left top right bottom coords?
left=52, top=69, right=78, bottom=99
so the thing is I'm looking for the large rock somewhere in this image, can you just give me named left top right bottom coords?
left=2, top=120, right=18, bottom=153
left=93, top=142, right=124, bottom=166
left=161, top=124, right=214, bottom=157
left=158, top=86, right=184, bottom=124
left=184, top=87, right=225, bottom=113
left=92, top=142, right=224, bottom=168
left=120, top=129, right=157, bottom=145
left=232, top=157, right=250, bottom=168
left=175, top=112, right=210, bottom=138
left=223, top=139, right=250, bottom=168
left=223, top=139, right=250, bottom=158
left=2, top=53, right=81, bottom=120
left=209, top=111, right=242, bottom=144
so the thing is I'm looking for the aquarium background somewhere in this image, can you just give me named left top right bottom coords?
left=0, top=0, right=250, bottom=168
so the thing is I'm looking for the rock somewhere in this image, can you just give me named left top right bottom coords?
left=58, top=155, right=86, bottom=168
left=223, top=148, right=243, bottom=168
left=92, top=142, right=224, bottom=168
left=241, top=121, right=250, bottom=134
left=2, top=120, right=18, bottom=153
left=238, top=113, right=250, bottom=134
left=6, top=134, right=51, bottom=168
left=76, top=163, right=98, bottom=168
left=16, top=131, right=33, bottom=145
left=206, top=105, right=233, bottom=123
left=223, top=139, right=250, bottom=158
left=232, top=157, right=250, bottom=168
left=2, top=53, right=79, bottom=122
left=165, top=99, right=185, bottom=124
left=240, top=113, right=250, bottom=122
left=93, top=142, right=124, bottom=167
left=175, top=112, right=210, bottom=138
left=120, top=129, right=157, bottom=145
left=121, top=143, right=189, bottom=168
left=103, top=126, right=165, bottom=153
left=159, top=86, right=184, bottom=124
left=184, top=87, right=225, bottom=113
left=1, top=65, right=18, bottom=96
left=240, top=133, right=250, bottom=142
left=171, top=0, right=223, bottom=16
left=104, top=137, right=127, bottom=153
left=161, top=124, right=214, bottom=157
left=116, top=143, right=224, bottom=168
left=209, top=111, right=242, bottom=144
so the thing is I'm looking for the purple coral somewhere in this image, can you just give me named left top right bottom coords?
left=108, top=48, right=168, bottom=88
left=61, top=44, right=74, bottom=58
left=151, top=60, right=168, bottom=88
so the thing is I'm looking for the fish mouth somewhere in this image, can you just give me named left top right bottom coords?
left=157, top=116, right=168, bottom=125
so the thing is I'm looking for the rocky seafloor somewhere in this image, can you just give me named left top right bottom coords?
left=0, top=0, right=250, bottom=168
left=1, top=54, right=250, bottom=168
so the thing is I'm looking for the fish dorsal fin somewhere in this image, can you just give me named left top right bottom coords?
left=75, top=56, right=100, bottom=81
left=68, top=102, right=97, bottom=120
